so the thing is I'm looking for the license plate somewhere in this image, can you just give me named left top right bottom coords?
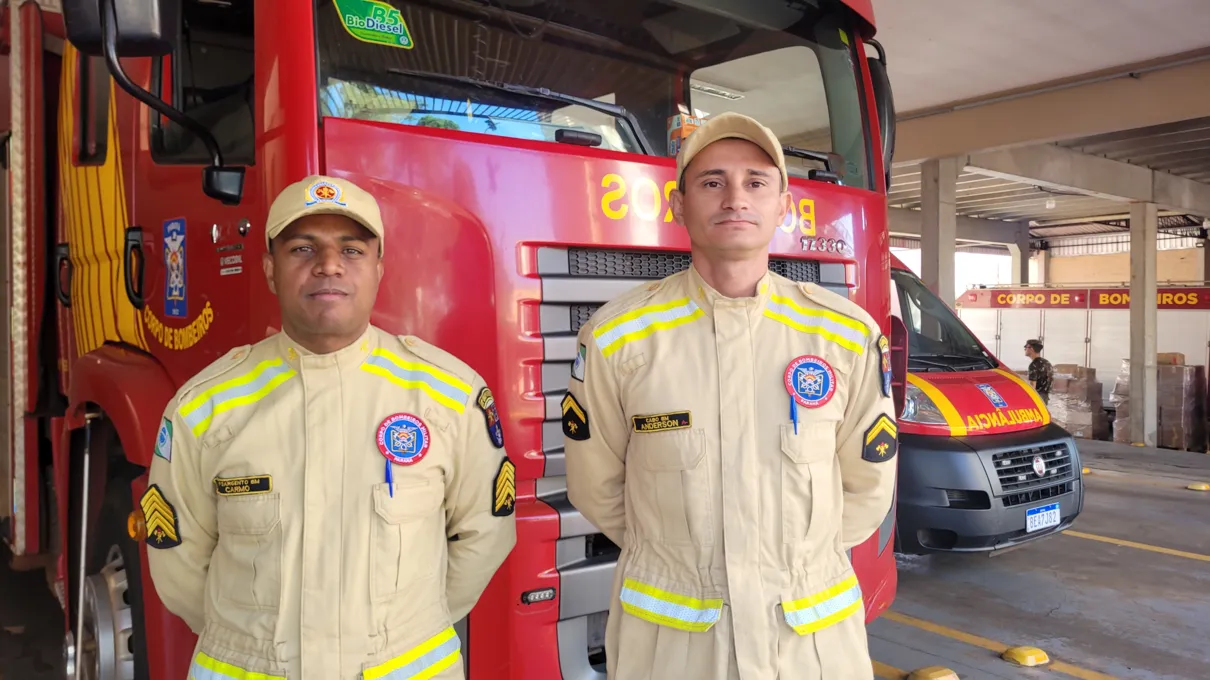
left=1025, top=502, right=1060, bottom=533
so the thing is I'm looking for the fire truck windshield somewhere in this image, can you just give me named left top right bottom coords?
left=893, top=268, right=998, bottom=371
left=314, top=0, right=872, bottom=188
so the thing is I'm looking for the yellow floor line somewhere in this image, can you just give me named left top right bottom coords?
left=872, top=660, right=906, bottom=679
left=1062, top=530, right=1210, bottom=563
left=882, top=610, right=1118, bottom=680
left=1083, top=467, right=1205, bottom=490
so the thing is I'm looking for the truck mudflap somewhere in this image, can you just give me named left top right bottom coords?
left=895, top=423, right=1084, bottom=554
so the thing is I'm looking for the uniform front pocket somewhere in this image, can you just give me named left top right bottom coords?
left=370, top=480, right=445, bottom=602
left=214, top=494, right=283, bottom=611
left=630, top=428, right=713, bottom=547
left=780, top=422, right=838, bottom=547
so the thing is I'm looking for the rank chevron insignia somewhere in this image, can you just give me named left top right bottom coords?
left=139, top=484, right=182, bottom=549
left=561, top=392, right=590, bottom=441
left=493, top=458, right=516, bottom=517
left=862, top=414, right=898, bottom=463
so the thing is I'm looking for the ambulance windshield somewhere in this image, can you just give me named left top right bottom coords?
left=314, top=0, right=872, bottom=189
left=893, top=269, right=997, bottom=371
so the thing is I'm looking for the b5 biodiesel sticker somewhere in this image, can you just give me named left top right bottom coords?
left=333, top=0, right=414, bottom=48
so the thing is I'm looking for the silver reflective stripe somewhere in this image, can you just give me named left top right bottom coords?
left=620, top=585, right=720, bottom=626
left=593, top=299, right=701, bottom=351
left=376, top=634, right=460, bottom=680
left=363, top=354, right=469, bottom=405
left=182, top=360, right=295, bottom=431
left=783, top=581, right=863, bottom=631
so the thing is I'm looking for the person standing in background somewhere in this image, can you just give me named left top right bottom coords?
left=1025, top=339, right=1053, bottom=404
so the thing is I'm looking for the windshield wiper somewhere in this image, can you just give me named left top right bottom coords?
left=386, top=68, right=654, bottom=155
left=782, top=145, right=845, bottom=184
left=915, top=353, right=996, bottom=370
left=907, top=356, right=955, bottom=371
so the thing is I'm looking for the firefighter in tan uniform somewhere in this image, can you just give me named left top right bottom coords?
left=141, top=175, right=517, bottom=680
left=564, top=113, right=897, bottom=680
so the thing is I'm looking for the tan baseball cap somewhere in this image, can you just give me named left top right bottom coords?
left=264, top=175, right=385, bottom=254
left=675, top=112, right=787, bottom=191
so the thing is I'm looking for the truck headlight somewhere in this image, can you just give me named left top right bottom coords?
left=900, top=384, right=949, bottom=425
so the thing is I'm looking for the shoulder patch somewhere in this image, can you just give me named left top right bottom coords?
left=492, top=457, right=516, bottom=517
left=862, top=414, right=898, bottom=463
left=476, top=387, right=505, bottom=449
left=561, top=392, right=590, bottom=441
left=140, top=484, right=182, bottom=549
left=154, top=418, right=173, bottom=462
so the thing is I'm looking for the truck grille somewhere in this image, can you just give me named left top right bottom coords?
left=534, top=246, right=846, bottom=679
left=992, top=442, right=1074, bottom=500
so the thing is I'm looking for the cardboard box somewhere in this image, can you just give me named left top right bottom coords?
left=666, top=114, right=703, bottom=157
left=1157, top=352, right=1186, bottom=366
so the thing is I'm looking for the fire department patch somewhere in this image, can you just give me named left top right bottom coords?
left=878, top=334, right=892, bottom=398
left=862, top=414, right=898, bottom=463
left=376, top=413, right=431, bottom=466
left=139, top=484, right=182, bottom=549
left=571, top=343, right=586, bottom=382
left=154, top=418, right=173, bottom=462
left=305, top=179, right=347, bottom=207
left=561, top=392, right=590, bottom=441
left=477, top=387, right=505, bottom=449
left=492, top=457, right=516, bottom=517
left=784, top=355, right=836, bottom=408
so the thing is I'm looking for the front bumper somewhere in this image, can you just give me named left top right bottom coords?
left=895, top=423, right=1085, bottom=555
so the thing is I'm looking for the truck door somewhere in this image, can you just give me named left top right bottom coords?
left=129, top=1, right=260, bottom=382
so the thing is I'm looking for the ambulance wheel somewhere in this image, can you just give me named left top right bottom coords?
left=71, top=475, right=150, bottom=680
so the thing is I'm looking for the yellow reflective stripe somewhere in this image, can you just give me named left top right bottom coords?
left=782, top=575, right=863, bottom=635
left=360, top=348, right=471, bottom=414
left=764, top=294, right=869, bottom=354
left=190, top=651, right=285, bottom=680
left=905, top=372, right=967, bottom=436
left=592, top=297, right=704, bottom=357
left=993, top=368, right=1052, bottom=425
left=619, top=578, right=723, bottom=632
left=363, top=626, right=461, bottom=680
left=179, top=359, right=297, bottom=436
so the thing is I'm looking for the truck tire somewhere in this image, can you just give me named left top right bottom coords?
left=73, top=459, right=151, bottom=680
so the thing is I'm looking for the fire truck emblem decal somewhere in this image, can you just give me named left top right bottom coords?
left=305, top=179, right=347, bottom=207
left=976, top=383, right=1008, bottom=409
left=163, top=218, right=188, bottom=318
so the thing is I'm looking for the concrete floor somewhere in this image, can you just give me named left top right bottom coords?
left=871, top=439, right=1210, bottom=679
left=2, top=440, right=1208, bottom=679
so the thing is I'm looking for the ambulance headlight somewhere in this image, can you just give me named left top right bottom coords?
left=900, top=384, right=949, bottom=425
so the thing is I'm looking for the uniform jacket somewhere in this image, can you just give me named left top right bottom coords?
left=142, top=324, right=517, bottom=680
left=564, top=265, right=897, bottom=680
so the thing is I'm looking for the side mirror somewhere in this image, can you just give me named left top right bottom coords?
left=866, top=39, right=896, bottom=192
left=65, top=0, right=245, bottom=205
left=63, top=0, right=180, bottom=58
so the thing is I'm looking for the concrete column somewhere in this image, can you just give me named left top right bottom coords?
left=1006, top=223, right=1031, bottom=285
left=920, top=157, right=958, bottom=298
left=1129, top=202, right=1158, bottom=446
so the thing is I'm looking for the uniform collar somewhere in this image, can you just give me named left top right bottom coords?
left=277, top=324, right=377, bottom=370
left=686, top=262, right=774, bottom=318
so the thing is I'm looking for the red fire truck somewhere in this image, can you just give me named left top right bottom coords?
left=2, top=0, right=901, bottom=677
